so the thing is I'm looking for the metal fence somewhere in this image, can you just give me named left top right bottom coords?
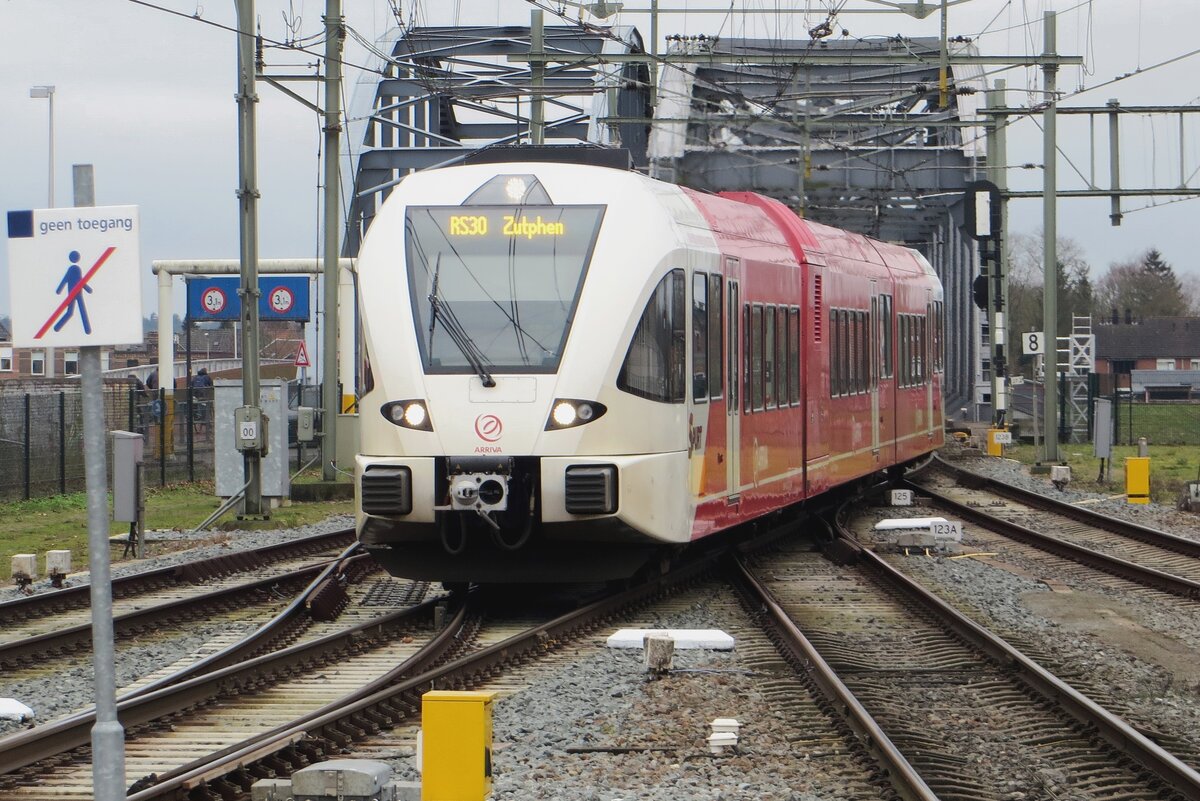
left=1111, top=393, right=1200, bottom=446
left=0, top=382, right=324, bottom=502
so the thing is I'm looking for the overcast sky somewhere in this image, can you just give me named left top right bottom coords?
left=3, top=0, right=1200, bottom=328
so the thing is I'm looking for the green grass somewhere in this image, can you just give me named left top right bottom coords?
left=1110, top=404, right=1200, bottom=446
left=1003, top=442, right=1200, bottom=504
left=0, top=480, right=354, bottom=582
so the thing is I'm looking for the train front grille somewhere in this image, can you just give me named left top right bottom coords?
left=361, top=466, right=413, bottom=516
left=564, top=465, right=618, bottom=515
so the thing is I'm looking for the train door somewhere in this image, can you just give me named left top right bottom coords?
left=726, top=270, right=741, bottom=498
left=870, top=283, right=881, bottom=459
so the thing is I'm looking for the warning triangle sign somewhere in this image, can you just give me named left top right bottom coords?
left=294, top=342, right=311, bottom=368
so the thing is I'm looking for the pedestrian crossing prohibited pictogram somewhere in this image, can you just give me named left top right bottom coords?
left=6, top=206, right=143, bottom=348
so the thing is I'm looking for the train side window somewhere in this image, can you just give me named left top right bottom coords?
left=856, top=311, right=865, bottom=394
left=729, top=283, right=739, bottom=411
left=764, top=306, right=776, bottom=409
left=919, top=315, right=927, bottom=383
left=617, top=268, right=686, bottom=403
left=934, top=300, right=943, bottom=373
left=838, top=310, right=849, bottom=397
left=709, top=274, right=723, bottom=399
left=881, top=295, right=893, bottom=379
left=788, top=307, right=800, bottom=405
left=742, top=305, right=751, bottom=413
left=775, top=307, right=787, bottom=406
left=854, top=309, right=864, bottom=393
left=899, top=315, right=909, bottom=388
left=829, top=308, right=840, bottom=397
left=751, top=305, right=764, bottom=411
left=850, top=311, right=860, bottom=395
left=692, top=272, right=708, bottom=403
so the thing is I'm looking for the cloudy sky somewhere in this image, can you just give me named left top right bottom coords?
left=3, top=0, right=1199, bottom=329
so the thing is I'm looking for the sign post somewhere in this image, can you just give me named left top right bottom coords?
left=1023, top=331, right=1046, bottom=463
left=6, top=175, right=142, bottom=801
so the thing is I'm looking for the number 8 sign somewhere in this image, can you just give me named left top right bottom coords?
left=1022, top=331, right=1044, bottom=355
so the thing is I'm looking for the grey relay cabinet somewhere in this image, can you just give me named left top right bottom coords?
left=214, top=379, right=290, bottom=502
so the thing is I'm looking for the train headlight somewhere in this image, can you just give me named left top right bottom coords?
left=552, top=402, right=576, bottom=427
left=381, top=400, right=434, bottom=431
left=545, top=399, right=607, bottom=430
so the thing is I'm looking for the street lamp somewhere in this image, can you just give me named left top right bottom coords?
left=29, top=85, right=55, bottom=207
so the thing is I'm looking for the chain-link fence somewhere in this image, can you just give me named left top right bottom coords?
left=0, top=382, right=325, bottom=502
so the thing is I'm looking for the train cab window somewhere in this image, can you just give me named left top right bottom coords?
left=692, top=273, right=709, bottom=403
left=751, top=305, right=764, bottom=411
left=764, top=306, right=776, bottom=409
left=708, top=274, right=723, bottom=399
left=618, top=269, right=686, bottom=403
left=788, top=308, right=800, bottom=404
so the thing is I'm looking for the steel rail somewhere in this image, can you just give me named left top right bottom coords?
left=0, top=557, right=343, bottom=670
left=930, top=453, right=1200, bottom=559
left=832, top=510, right=1200, bottom=800
left=119, top=545, right=372, bottom=700
left=125, top=528, right=750, bottom=800
left=0, top=527, right=357, bottom=623
left=729, top=551, right=938, bottom=801
left=905, top=479, right=1200, bottom=599
left=0, top=593, right=439, bottom=778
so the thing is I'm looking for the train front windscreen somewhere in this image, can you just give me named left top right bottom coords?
left=404, top=205, right=606, bottom=375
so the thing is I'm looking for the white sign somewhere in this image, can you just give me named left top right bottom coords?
left=929, top=520, right=963, bottom=541
left=890, top=489, right=913, bottom=506
left=6, top=206, right=143, bottom=347
left=994, top=431, right=1013, bottom=444
left=1022, top=331, right=1045, bottom=356
left=239, top=420, right=258, bottom=442
left=201, top=286, right=227, bottom=315
left=268, top=285, right=294, bottom=314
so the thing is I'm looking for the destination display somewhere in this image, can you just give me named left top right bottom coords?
left=446, top=211, right=568, bottom=239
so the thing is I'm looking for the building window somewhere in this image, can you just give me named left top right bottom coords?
left=0, top=347, right=12, bottom=372
left=1156, top=359, right=1176, bottom=371
left=31, top=350, right=45, bottom=376
left=1191, top=359, right=1200, bottom=370
left=64, top=351, right=80, bottom=375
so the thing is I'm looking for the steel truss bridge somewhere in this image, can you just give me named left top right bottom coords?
left=342, top=24, right=986, bottom=410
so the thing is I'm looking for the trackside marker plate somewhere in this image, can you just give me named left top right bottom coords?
left=606, top=629, right=735, bottom=650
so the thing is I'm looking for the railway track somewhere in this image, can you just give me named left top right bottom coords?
left=736, top=526, right=1200, bottom=800
left=2, top=517, right=803, bottom=800
left=908, top=460, right=1200, bottom=599
left=0, top=528, right=357, bottom=631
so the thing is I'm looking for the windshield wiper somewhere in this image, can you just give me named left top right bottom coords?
left=428, top=255, right=496, bottom=387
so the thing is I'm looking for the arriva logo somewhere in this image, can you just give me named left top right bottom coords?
left=474, top=414, right=503, bottom=443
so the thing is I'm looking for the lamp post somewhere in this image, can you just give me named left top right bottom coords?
left=29, top=85, right=55, bottom=207
left=31, top=85, right=57, bottom=378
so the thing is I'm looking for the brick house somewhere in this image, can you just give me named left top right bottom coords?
left=1094, top=317, right=1200, bottom=389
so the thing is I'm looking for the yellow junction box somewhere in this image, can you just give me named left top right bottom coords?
left=422, top=690, right=496, bottom=801
left=986, top=428, right=1008, bottom=457
left=1125, top=456, right=1150, bottom=504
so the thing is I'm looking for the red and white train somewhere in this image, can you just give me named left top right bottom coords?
left=355, top=152, right=944, bottom=583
